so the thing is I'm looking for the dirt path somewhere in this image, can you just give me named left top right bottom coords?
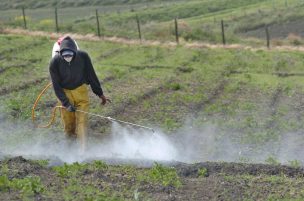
left=3, top=28, right=304, bottom=52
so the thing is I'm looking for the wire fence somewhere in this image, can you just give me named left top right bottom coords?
left=0, top=0, right=304, bottom=47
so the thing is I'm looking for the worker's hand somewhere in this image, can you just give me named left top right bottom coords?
left=100, top=95, right=111, bottom=105
left=66, top=104, right=76, bottom=112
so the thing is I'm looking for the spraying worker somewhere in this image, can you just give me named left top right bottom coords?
left=49, top=36, right=109, bottom=151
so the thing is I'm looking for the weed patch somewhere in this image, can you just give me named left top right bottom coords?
left=140, top=162, right=182, bottom=188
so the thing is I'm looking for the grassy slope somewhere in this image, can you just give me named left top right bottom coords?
left=0, top=0, right=179, bottom=10
left=1, top=31, right=304, bottom=199
left=1, top=33, right=304, bottom=157
left=3, top=0, right=304, bottom=44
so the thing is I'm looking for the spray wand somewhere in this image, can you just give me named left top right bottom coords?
left=32, top=82, right=155, bottom=133
left=76, top=109, right=155, bottom=133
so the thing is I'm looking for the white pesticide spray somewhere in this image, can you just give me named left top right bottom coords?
left=85, top=122, right=178, bottom=162
left=1, top=113, right=304, bottom=165
left=0, top=114, right=178, bottom=164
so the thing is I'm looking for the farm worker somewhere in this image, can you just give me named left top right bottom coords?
left=49, top=36, right=109, bottom=151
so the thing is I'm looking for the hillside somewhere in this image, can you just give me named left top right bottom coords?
left=1, top=0, right=304, bottom=199
left=1, top=0, right=304, bottom=44
left=1, top=25, right=304, bottom=200
left=0, top=0, right=178, bottom=10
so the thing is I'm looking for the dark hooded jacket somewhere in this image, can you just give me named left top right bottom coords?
left=49, top=36, right=103, bottom=107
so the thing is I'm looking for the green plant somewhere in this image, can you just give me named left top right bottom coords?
left=0, top=175, right=10, bottom=192
left=92, top=160, right=108, bottom=171
left=289, top=160, right=301, bottom=168
left=170, top=83, right=182, bottom=91
left=143, top=162, right=182, bottom=188
left=0, top=164, right=9, bottom=175
left=198, top=168, right=208, bottom=177
left=33, top=159, right=49, bottom=167
left=265, top=156, right=280, bottom=165
left=53, top=162, right=88, bottom=178
left=0, top=174, right=44, bottom=195
left=10, top=176, right=44, bottom=195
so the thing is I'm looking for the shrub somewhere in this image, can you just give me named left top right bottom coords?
left=13, top=16, right=31, bottom=27
left=37, top=19, right=54, bottom=31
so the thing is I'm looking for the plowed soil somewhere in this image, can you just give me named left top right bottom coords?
left=1, top=156, right=304, bottom=201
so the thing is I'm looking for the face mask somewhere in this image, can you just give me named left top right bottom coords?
left=64, top=56, right=72, bottom=63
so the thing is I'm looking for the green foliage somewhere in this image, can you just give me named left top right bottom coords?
left=53, top=162, right=88, bottom=178
left=0, top=175, right=44, bottom=195
left=62, top=180, right=122, bottom=201
left=0, top=0, right=290, bottom=43
left=0, top=175, right=10, bottom=192
left=162, top=118, right=181, bottom=131
left=167, top=83, right=182, bottom=91
left=33, top=160, right=49, bottom=167
left=177, top=66, right=194, bottom=73
left=92, top=160, right=108, bottom=171
left=198, top=167, right=208, bottom=177
left=10, top=176, right=44, bottom=195
left=143, top=162, right=182, bottom=188
left=289, top=160, right=301, bottom=168
left=0, top=164, right=9, bottom=175
left=265, top=156, right=280, bottom=165
left=0, top=0, right=176, bottom=10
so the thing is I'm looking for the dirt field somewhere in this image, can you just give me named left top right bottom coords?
left=1, top=156, right=304, bottom=201
left=2, top=30, right=304, bottom=200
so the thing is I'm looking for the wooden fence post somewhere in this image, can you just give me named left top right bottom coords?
left=221, top=20, right=226, bottom=45
left=136, top=15, right=142, bottom=42
left=175, top=17, right=179, bottom=44
left=96, top=9, right=101, bottom=37
left=55, top=7, right=59, bottom=33
left=265, top=25, right=270, bottom=49
left=22, top=7, right=27, bottom=29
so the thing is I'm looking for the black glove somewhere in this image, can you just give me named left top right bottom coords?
left=66, top=104, right=76, bottom=112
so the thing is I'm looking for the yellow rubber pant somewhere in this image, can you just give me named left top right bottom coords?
left=61, top=84, right=89, bottom=151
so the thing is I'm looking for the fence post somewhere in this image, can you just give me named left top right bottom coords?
left=55, top=7, right=59, bottom=33
left=22, top=7, right=27, bottom=29
left=221, top=20, right=226, bottom=45
left=96, top=9, right=101, bottom=37
left=136, top=14, right=142, bottom=42
left=175, top=17, right=179, bottom=44
left=265, top=25, right=270, bottom=49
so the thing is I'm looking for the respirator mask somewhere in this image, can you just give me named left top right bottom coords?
left=61, top=50, right=74, bottom=63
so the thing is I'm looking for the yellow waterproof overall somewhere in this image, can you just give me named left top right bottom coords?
left=60, top=84, right=89, bottom=151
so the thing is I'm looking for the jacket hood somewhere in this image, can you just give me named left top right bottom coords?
left=59, top=36, right=77, bottom=55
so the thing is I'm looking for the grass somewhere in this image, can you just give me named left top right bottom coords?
left=0, top=32, right=304, bottom=195
left=222, top=173, right=304, bottom=200
left=1, top=30, right=304, bottom=161
left=141, top=162, right=182, bottom=188
left=1, top=0, right=304, bottom=44
left=2, top=2, right=304, bottom=200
